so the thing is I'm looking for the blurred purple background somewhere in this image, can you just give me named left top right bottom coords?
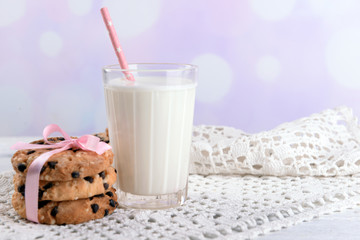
left=1, top=0, right=360, bottom=136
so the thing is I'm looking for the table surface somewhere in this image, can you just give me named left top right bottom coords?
left=1, top=137, right=360, bottom=240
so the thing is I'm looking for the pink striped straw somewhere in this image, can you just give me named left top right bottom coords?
left=100, top=7, right=135, bottom=81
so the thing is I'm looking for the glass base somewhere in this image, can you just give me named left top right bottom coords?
left=117, top=185, right=188, bottom=209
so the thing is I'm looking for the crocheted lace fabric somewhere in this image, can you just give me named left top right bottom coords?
left=190, top=107, right=360, bottom=176
left=0, top=106, right=360, bottom=239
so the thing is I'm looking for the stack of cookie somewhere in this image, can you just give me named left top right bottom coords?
left=11, top=135, right=118, bottom=225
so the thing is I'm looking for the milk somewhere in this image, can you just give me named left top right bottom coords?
left=104, top=77, right=196, bottom=196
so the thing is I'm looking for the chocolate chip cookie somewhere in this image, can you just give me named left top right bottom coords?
left=93, top=131, right=110, bottom=144
left=14, top=167, right=117, bottom=201
left=12, top=188, right=118, bottom=225
left=11, top=137, right=113, bottom=181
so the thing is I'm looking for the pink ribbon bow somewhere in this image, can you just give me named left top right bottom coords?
left=11, top=124, right=112, bottom=223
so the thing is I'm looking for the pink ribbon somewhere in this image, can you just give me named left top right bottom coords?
left=11, top=124, right=112, bottom=223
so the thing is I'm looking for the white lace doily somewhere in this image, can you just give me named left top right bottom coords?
left=1, top=106, right=360, bottom=239
left=1, top=171, right=360, bottom=239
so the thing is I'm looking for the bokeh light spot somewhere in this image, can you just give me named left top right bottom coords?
left=39, top=31, right=63, bottom=57
left=68, top=0, right=93, bottom=16
left=46, top=84, right=94, bottom=134
left=308, top=0, right=356, bottom=17
left=250, top=0, right=296, bottom=21
left=191, top=54, right=233, bottom=103
left=256, top=55, right=281, bottom=83
left=326, top=28, right=360, bottom=89
left=102, top=0, right=162, bottom=38
left=0, top=0, right=26, bottom=27
left=0, top=85, right=33, bottom=135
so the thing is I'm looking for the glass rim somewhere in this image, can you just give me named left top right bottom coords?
left=103, top=63, right=198, bottom=73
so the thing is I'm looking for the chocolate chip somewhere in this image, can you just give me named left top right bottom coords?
left=84, top=176, right=94, bottom=183
left=51, top=206, right=58, bottom=217
left=104, top=209, right=109, bottom=217
left=27, top=150, right=35, bottom=155
left=105, top=140, right=110, bottom=144
left=114, top=169, right=117, bottom=174
left=89, top=194, right=105, bottom=200
left=72, top=148, right=79, bottom=153
left=41, top=166, right=46, bottom=174
left=58, top=137, right=65, bottom=141
left=48, top=161, right=57, bottom=169
left=99, top=171, right=105, bottom=179
left=38, top=200, right=50, bottom=209
left=18, top=184, right=25, bottom=197
left=43, top=182, right=53, bottom=190
left=94, top=193, right=105, bottom=198
left=103, top=183, right=109, bottom=190
left=38, top=189, right=44, bottom=200
left=91, top=204, right=99, bottom=213
left=71, top=171, right=80, bottom=178
left=18, top=184, right=25, bottom=193
left=109, top=199, right=116, bottom=208
left=36, top=141, right=45, bottom=145
left=105, top=191, right=113, bottom=197
left=17, top=163, right=26, bottom=172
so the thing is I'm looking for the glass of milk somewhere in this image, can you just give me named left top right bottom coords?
left=103, top=63, right=197, bottom=209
